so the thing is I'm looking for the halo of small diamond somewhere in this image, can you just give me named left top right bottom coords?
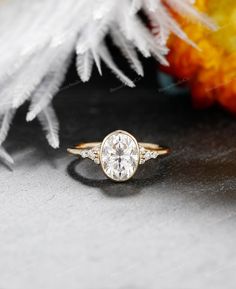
left=100, top=130, right=140, bottom=181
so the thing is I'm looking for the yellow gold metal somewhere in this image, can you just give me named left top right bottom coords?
left=139, top=143, right=170, bottom=155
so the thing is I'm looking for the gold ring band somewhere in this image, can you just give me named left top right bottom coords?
left=68, top=130, right=170, bottom=182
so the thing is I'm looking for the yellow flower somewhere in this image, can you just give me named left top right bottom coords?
left=164, top=0, right=236, bottom=113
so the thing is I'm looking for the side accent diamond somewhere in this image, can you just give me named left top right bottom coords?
left=139, top=146, right=159, bottom=164
left=79, top=146, right=100, bottom=164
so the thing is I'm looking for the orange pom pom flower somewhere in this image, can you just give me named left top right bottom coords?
left=162, top=0, right=236, bottom=114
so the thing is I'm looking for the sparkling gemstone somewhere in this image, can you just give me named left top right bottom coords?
left=100, top=131, right=140, bottom=181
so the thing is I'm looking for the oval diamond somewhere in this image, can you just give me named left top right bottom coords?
left=100, top=131, right=140, bottom=181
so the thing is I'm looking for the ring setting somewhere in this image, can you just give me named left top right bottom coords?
left=68, top=130, right=170, bottom=182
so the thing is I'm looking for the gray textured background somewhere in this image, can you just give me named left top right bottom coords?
left=1, top=71, right=236, bottom=289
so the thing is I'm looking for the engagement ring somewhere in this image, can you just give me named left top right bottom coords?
left=68, top=130, right=170, bottom=182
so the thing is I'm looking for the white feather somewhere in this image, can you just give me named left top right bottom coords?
left=76, top=50, right=94, bottom=82
left=111, top=28, right=144, bottom=76
left=27, top=54, right=72, bottom=121
left=0, top=0, right=216, bottom=162
left=149, top=6, right=199, bottom=49
left=0, top=146, right=14, bottom=165
left=92, top=49, right=102, bottom=76
left=99, top=44, right=135, bottom=88
left=130, top=0, right=142, bottom=15
left=0, top=109, right=15, bottom=145
left=11, top=40, right=75, bottom=109
left=37, top=105, right=60, bottom=149
left=146, top=0, right=158, bottom=12
left=166, top=0, right=218, bottom=30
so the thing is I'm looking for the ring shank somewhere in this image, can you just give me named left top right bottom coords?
left=139, top=142, right=170, bottom=155
left=74, top=142, right=169, bottom=155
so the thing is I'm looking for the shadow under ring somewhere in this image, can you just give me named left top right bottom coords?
left=67, top=158, right=164, bottom=189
